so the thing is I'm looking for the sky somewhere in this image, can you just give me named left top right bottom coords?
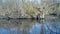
left=2, top=0, right=6, bottom=3
left=1, top=0, right=41, bottom=3
left=1, top=0, right=60, bottom=3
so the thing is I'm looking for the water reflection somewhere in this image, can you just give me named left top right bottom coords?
left=29, top=23, right=42, bottom=34
left=0, top=19, right=60, bottom=34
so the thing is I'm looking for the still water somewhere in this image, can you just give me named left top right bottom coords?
left=0, top=19, right=60, bottom=34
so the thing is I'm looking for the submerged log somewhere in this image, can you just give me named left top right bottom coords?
left=49, top=13, right=57, bottom=16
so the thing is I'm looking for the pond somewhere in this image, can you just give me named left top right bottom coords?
left=0, top=19, right=60, bottom=34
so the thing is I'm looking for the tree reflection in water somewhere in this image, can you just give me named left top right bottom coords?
left=0, top=19, right=60, bottom=34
